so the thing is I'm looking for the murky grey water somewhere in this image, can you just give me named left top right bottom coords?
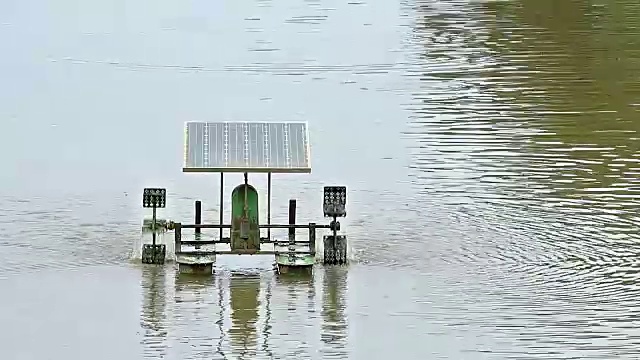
left=2, top=0, right=640, bottom=358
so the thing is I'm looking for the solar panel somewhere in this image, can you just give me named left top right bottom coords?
left=183, top=121, right=311, bottom=173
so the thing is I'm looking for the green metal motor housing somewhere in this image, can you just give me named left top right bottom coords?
left=230, top=184, right=260, bottom=252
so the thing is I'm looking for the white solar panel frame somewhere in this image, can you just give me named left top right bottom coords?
left=183, top=121, right=312, bottom=173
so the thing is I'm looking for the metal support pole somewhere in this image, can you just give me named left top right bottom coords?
left=288, top=199, right=296, bottom=261
left=219, top=172, right=224, bottom=241
left=288, top=199, right=296, bottom=239
left=309, top=222, right=316, bottom=255
left=267, top=172, right=272, bottom=241
left=195, top=200, right=202, bottom=250
left=152, top=205, right=157, bottom=246
left=195, top=200, right=202, bottom=235
left=332, top=215, right=337, bottom=248
left=243, top=172, right=248, bottom=216
left=174, top=222, right=182, bottom=253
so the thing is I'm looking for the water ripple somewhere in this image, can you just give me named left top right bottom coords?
left=3, top=0, right=640, bottom=358
left=399, top=0, right=640, bottom=357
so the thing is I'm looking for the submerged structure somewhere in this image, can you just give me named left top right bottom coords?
left=141, top=121, right=348, bottom=275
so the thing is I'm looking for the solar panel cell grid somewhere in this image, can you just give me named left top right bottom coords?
left=183, top=121, right=311, bottom=173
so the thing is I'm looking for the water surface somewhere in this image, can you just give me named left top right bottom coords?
left=2, top=0, right=640, bottom=358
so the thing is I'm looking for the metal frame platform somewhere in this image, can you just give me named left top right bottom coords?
left=173, top=222, right=328, bottom=257
left=139, top=121, right=347, bottom=274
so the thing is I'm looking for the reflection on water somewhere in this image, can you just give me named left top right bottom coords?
left=320, top=268, right=348, bottom=359
left=228, top=272, right=261, bottom=359
left=261, top=279, right=274, bottom=359
left=403, top=0, right=640, bottom=357
left=171, top=271, right=223, bottom=359
left=140, top=266, right=168, bottom=359
left=136, top=266, right=348, bottom=359
left=216, top=276, right=229, bottom=360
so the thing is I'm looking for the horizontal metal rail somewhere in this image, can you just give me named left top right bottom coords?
left=179, top=239, right=312, bottom=246
left=176, top=250, right=314, bottom=256
left=180, top=240, right=228, bottom=245
left=179, top=223, right=330, bottom=229
left=179, top=239, right=311, bottom=246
